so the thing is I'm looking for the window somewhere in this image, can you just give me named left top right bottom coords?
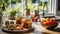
left=10, top=0, right=22, bottom=12
left=3, top=0, right=22, bottom=17
left=3, top=0, right=52, bottom=15
left=26, top=0, right=51, bottom=14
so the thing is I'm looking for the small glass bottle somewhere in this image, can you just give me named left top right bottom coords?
left=32, top=10, right=40, bottom=22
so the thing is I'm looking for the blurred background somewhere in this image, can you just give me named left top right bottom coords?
left=0, top=0, right=56, bottom=25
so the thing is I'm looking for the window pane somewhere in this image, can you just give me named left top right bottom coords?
left=11, top=0, right=22, bottom=9
left=32, top=0, right=37, bottom=3
left=26, top=0, right=49, bottom=14
left=17, top=0, right=21, bottom=3
left=11, top=0, right=21, bottom=4
left=6, top=0, right=22, bottom=14
left=11, top=0, right=16, bottom=4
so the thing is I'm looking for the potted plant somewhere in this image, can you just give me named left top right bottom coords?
left=8, top=10, right=18, bottom=20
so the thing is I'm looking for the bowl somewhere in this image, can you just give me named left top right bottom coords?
left=41, top=24, right=58, bottom=29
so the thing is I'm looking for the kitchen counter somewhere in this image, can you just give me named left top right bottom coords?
left=0, top=22, right=60, bottom=34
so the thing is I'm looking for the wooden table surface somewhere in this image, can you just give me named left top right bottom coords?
left=0, top=22, right=60, bottom=34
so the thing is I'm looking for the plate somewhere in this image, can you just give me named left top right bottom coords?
left=1, top=27, right=34, bottom=33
